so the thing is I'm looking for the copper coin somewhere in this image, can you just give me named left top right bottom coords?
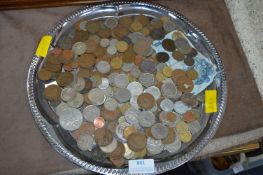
left=45, top=62, right=62, bottom=73
left=101, top=107, right=120, bottom=121
left=137, top=93, right=155, bottom=109
left=107, top=142, right=125, bottom=159
left=107, top=121, right=118, bottom=134
left=78, top=54, right=96, bottom=68
left=85, top=38, right=98, bottom=53
left=56, top=72, right=73, bottom=87
left=62, top=49, right=74, bottom=64
left=144, top=127, right=154, bottom=138
left=113, top=25, right=129, bottom=39
left=162, top=127, right=176, bottom=144
left=166, top=112, right=177, bottom=122
left=162, top=39, right=176, bottom=52
left=177, top=76, right=194, bottom=93
left=43, top=84, right=61, bottom=101
left=119, top=16, right=133, bottom=27
left=38, top=68, right=52, bottom=81
left=150, top=29, right=165, bottom=40
left=183, top=111, right=197, bottom=123
left=171, top=69, right=187, bottom=83
left=127, top=132, right=147, bottom=152
left=184, top=57, right=195, bottom=66
left=156, top=52, right=169, bottom=63
left=71, top=122, right=95, bottom=139
left=52, top=47, right=63, bottom=56
left=97, top=28, right=111, bottom=38
left=186, top=69, right=198, bottom=80
left=186, top=48, right=197, bottom=57
left=77, top=68, right=93, bottom=78
left=181, top=93, right=198, bottom=107
left=94, top=127, right=113, bottom=146
left=73, top=30, right=89, bottom=42
left=45, top=53, right=61, bottom=65
left=93, top=117, right=105, bottom=129
left=93, top=45, right=106, bottom=58
left=110, top=157, right=125, bottom=167
left=134, top=15, right=149, bottom=26
left=122, top=48, right=135, bottom=63
left=172, top=51, right=185, bottom=61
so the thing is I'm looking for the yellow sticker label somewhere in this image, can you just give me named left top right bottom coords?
left=205, top=90, right=217, bottom=113
left=35, top=35, right=52, bottom=57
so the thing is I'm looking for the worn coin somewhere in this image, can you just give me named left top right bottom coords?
left=59, top=107, right=83, bottom=131
left=77, top=134, right=94, bottom=151
left=96, top=61, right=111, bottom=74
left=186, top=69, right=198, bottom=80
left=100, top=138, right=118, bottom=153
left=38, top=68, right=52, bottom=81
left=140, top=59, right=156, bottom=73
left=107, top=141, right=125, bottom=159
left=144, top=86, right=161, bottom=100
left=138, top=111, right=156, bottom=127
left=71, top=77, right=86, bottom=92
left=101, top=107, right=120, bottom=121
left=94, top=127, right=113, bottom=146
left=161, top=82, right=178, bottom=99
left=78, top=53, right=96, bottom=68
left=67, top=93, right=84, bottom=108
left=72, top=42, right=87, bottom=55
left=160, top=98, right=174, bottom=112
left=180, top=131, right=192, bottom=143
left=164, top=135, right=181, bottom=153
left=127, top=132, right=147, bottom=152
left=88, top=88, right=106, bottom=105
left=104, top=17, right=118, bottom=29
left=82, top=105, right=100, bottom=122
left=139, top=73, right=155, bottom=87
left=184, top=57, right=195, bottom=66
left=163, top=20, right=176, bottom=33
left=114, top=88, right=131, bottom=103
left=123, top=126, right=137, bottom=139
left=56, top=72, right=74, bottom=87
left=44, top=84, right=61, bottom=101
left=177, top=76, right=194, bottom=93
left=71, top=122, right=95, bottom=139
left=146, top=137, right=164, bottom=155
left=162, top=39, right=176, bottom=52
left=175, top=120, right=189, bottom=134
left=114, top=73, right=129, bottom=88
left=104, top=97, right=118, bottom=111
left=137, top=93, right=155, bottom=110
left=156, top=52, right=169, bottom=63
left=116, top=122, right=130, bottom=142
left=162, top=127, right=176, bottom=145
left=174, top=38, right=192, bottom=54
left=127, top=81, right=143, bottom=96
left=188, top=120, right=202, bottom=135
left=151, top=123, right=169, bottom=140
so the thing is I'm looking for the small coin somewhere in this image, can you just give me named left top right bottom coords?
left=138, top=111, right=156, bottom=127
left=88, top=88, right=106, bottom=105
left=96, top=61, right=111, bottom=74
left=130, top=66, right=141, bottom=78
left=184, top=57, right=195, bottom=66
left=107, top=45, right=117, bottom=55
left=100, top=138, right=118, bottom=153
left=44, top=84, right=61, bottom=101
left=100, top=38, right=110, bottom=48
left=160, top=98, right=174, bottom=112
left=140, top=59, right=156, bottom=73
left=104, top=17, right=118, bottom=29
left=72, top=42, right=87, bottom=55
left=162, top=39, right=176, bottom=52
left=77, top=134, right=94, bottom=151
left=56, top=72, right=74, bottom=87
left=139, top=73, right=155, bottom=87
left=127, top=81, right=143, bottom=96
left=82, top=105, right=100, bottom=122
left=188, top=120, right=202, bottom=135
left=127, top=132, right=147, bottom=152
left=94, top=127, right=113, bottom=146
left=116, top=41, right=128, bottom=52
left=164, top=135, right=182, bottom=153
left=172, top=51, right=185, bottom=61
left=137, top=93, right=155, bottom=110
left=156, top=52, right=169, bottom=63
left=186, top=69, right=198, bottom=80
left=67, top=93, right=84, bottom=108
left=144, top=86, right=161, bottom=100
left=123, top=126, right=137, bottom=139
left=162, top=127, right=176, bottom=145
left=163, top=20, right=176, bottom=33
left=179, top=131, right=192, bottom=143
left=104, top=97, right=118, bottom=111
left=162, top=66, right=173, bottom=78
left=71, top=77, right=86, bottom=92
left=114, top=88, right=131, bottom=103
left=156, top=71, right=166, bottom=82
left=161, top=82, right=178, bottom=99
left=107, top=141, right=125, bottom=159
left=146, top=137, right=164, bottom=155
left=38, top=68, right=52, bottom=81
left=114, top=73, right=129, bottom=88
left=130, top=21, right=143, bottom=32
left=71, top=122, right=95, bottom=139
left=171, top=69, right=187, bottom=83
left=151, top=123, right=169, bottom=140
left=175, top=120, right=189, bottom=134
left=59, top=107, right=83, bottom=131
left=110, top=56, right=123, bottom=69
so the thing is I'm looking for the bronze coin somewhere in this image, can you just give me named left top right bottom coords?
left=45, top=62, right=62, bottom=73
left=182, top=111, right=197, bottom=123
left=186, top=69, right=198, bottom=80
left=85, top=38, right=98, bottom=53
left=113, top=25, right=129, bottom=39
left=166, top=112, right=177, bottom=122
left=62, top=50, right=74, bottom=64
left=77, top=68, right=93, bottom=78
left=150, top=29, right=165, bottom=40
left=162, top=39, right=176, bottom=52
left=43, top=84, right=61, bottom=101
left=127, top=132, right=147, bottom=152
left=56, top=72, right=73, bottom=87
left=181, top=93, right=198, bottom=107
left=110, top=157, right=125, bottom=167
left=97, top=28, right=111, bottom=38
left=122, top=48, right=135, bottom=63
left=78, top=54, right=96, bottom=68
left=144, top=127, right=154, bottom=138
left=171, top=69, right=187, bottom=83
left=73, top=30, right=89, bottom=43
left=93, top=45, right=106, bottom=58
left=107, top=142, right=125, bottom=159
left=186, top=48, right=197, bottom=57
left=107, top=121, right=119, bottom=134
left=45, top=53, right=61, bottom=65
left=119, top=16, right=133, bottom=27
left=101, top=107, right=120, bottom=121
left=156, top=52, right=169, bottom=63
left=184, top=57, right=195, bottom=66
left=134, top=15, right=150, bottom=27
left=71, top=122, right=95, bottom=139
left=162, top=127, right=176, bottom=145
left=137, top=93, right=155, bottom=110
left=177, top=76, right=194, bottom=93
left=94, top=127, right=113, bottom=146
left=172, top=50, right=185, bottom=61
left=38, top=68, right=52, bottom=81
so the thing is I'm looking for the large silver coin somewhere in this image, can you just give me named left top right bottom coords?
left=138, top=111, right=156, bottom=127
left=83, top=105, right=100, bottom=122
left=96, top=61, right=111, bottom=74
left=127, top=81, right=143, bottom=96
left=151, top=123, right=169, bottom=140
left=174, top=101, right=191, bottom=114
left=67, top=93, right=84, bottom=108
left=121, top=63, right=135, bottom=72
left=88, top=88, right=106, bottom=105
left=59, top=107, right=83, bottom=131
left=77, top=134, right=94, bottom=151
left=114, top=88, right=131, bottom=103
left=98, top=78, right=109, bottom=90
left=61, top=87, right=77, bottom=102
left=114, top=73, right=129, bottom=88
left=161, top=82, right=178, bottom=99
left=72, top=42, right=87, bottom=55
left=71, top=77, right=86, bottom=92
left=55, top=102, right=70, bottom=116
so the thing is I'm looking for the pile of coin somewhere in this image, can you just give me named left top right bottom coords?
left=38, top=14, right=203, bottom=167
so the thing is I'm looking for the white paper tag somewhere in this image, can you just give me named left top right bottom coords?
left=233, top=164, right=244, bottom=174
left=128, top=159, right=155, bottom=174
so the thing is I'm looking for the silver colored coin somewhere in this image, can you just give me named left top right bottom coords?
left=61, top=87, right=77, bottom=102
left=146, top=137, right=164, bottom=155
left=118, top=116, right=126, bottom=123
left=114, top=88, right=131, bottom=103
left=101, top=86, right=113, bottom=98
left=88, top=88, right=106, bottom=105
left=59, top=107, right=83, bottom=131
left=124, top=107, right=140, bottom=125
left=108, top=72, right=119, bottom=85
left=156, top=63, right=167, bottom=71
left=149, top=104, right=158, bottom=113
left=72, top=42, right=87, bottom=55
left=104, top=97, right=118, bottom=111
left=144, top=86, right=161, bottom=100
left=96, top=61, right=111, bottom=74
left=79, top=20, right=88, bottom=31
left=174, top=90, right=182, bottom=100
left=121, top=63, right=135, bottom=72
left=160, top=98, right=174, bottom=112
left=100, top=38, right=110, bottom=48
left=151, top=123, right=169, bottom=140
left=98, top=78, right=109, bottom=90
left=138, top=111, right=156, bottom=127
left=104, top=17, right=118, bottom=29
left=55, top=102, right=70, bottom=116
left=164, top=135, right=182, bottom=153
left=71, top=77, right=86, bottom=92
left=189, top=120, right=201, bottom=135
left=100, top=138, right=118, bottom=153
left=163, top=20, right=177, bottom=33
left=139, top=73, right=155, bottom=87
left=127, top=81, right=143, bottom=96
left=89, top=35, right=100, bottom=43
left=174, top=101, right=191, bottom=114
left=109, top=38, right=118, bottom=46
left=114, top=74, right=129, bottom=88
left=77, top=134, right=94, bottom=151
left=116, top=122, right=130, bottom=142
left=140, top=59, right=156, bottom=74
left=107, top=45, right=117, bottom=55
left=83, top=105, right=100, bottom=122
left=161, top=82, right=178, bottom=99
left=67, top=93, right=84, bottom=108
left=128, top=32, right=146, bottom=43
left=130, top=95, right=139, bottom=109
left=124, top=143, right=135, bottom=159
left=130, top=66, right=141, bottom=78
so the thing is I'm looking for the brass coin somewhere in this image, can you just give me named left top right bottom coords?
left=175, top=121, right=189, bottom=134
left=130, top=21, right=143, bottom=32
left=171, top=69, right=187, bottom=83
left=110, top=157, right=125, bottom=167
left=162, top=66, right=173, bottom=78
left=156, top=52, right=169, bottom=63
left=184, top=57, right=195, bottom=66
left=156, top=71, right=166, bottom=82
left=38, top=68, right=52, bottom=81
left=71, top=122, right=95, bottom=139
left=172, top=51, right=185, bottom=61
left=94, top=127, right=113, bottom=146
left=137, top=93, right=155, bottom=109
left=116, top=41, right=128, bottom=53
left=127, top=132, right=147, bottom=152
left=78, top=54, right=96, bottom=68
left=172, top=31, right=185, bottom=40
left=177, top=76, right=194, bottom=93
left=110, top=56, right=123, bottom=69
left=179, top=131, right=192, bottom=143
left=43, top=84, right=61, bottom=101
left=56, top=72, right=73, bottom=87
left=107, top=142, right=125, bottom=159
left=186, top=69, right=198, bottom=80
left=124, top=126, right=137, bottom=139
left=134, top=148, right=147, bottom=158
left=162, top=127, right=176, bottom=145
left=86, top=20, right=100, bottom=34
left=162, top=39, right=176, bottom=52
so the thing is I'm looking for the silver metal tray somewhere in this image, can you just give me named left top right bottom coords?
left=27, top=1, right=227, bottom=174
